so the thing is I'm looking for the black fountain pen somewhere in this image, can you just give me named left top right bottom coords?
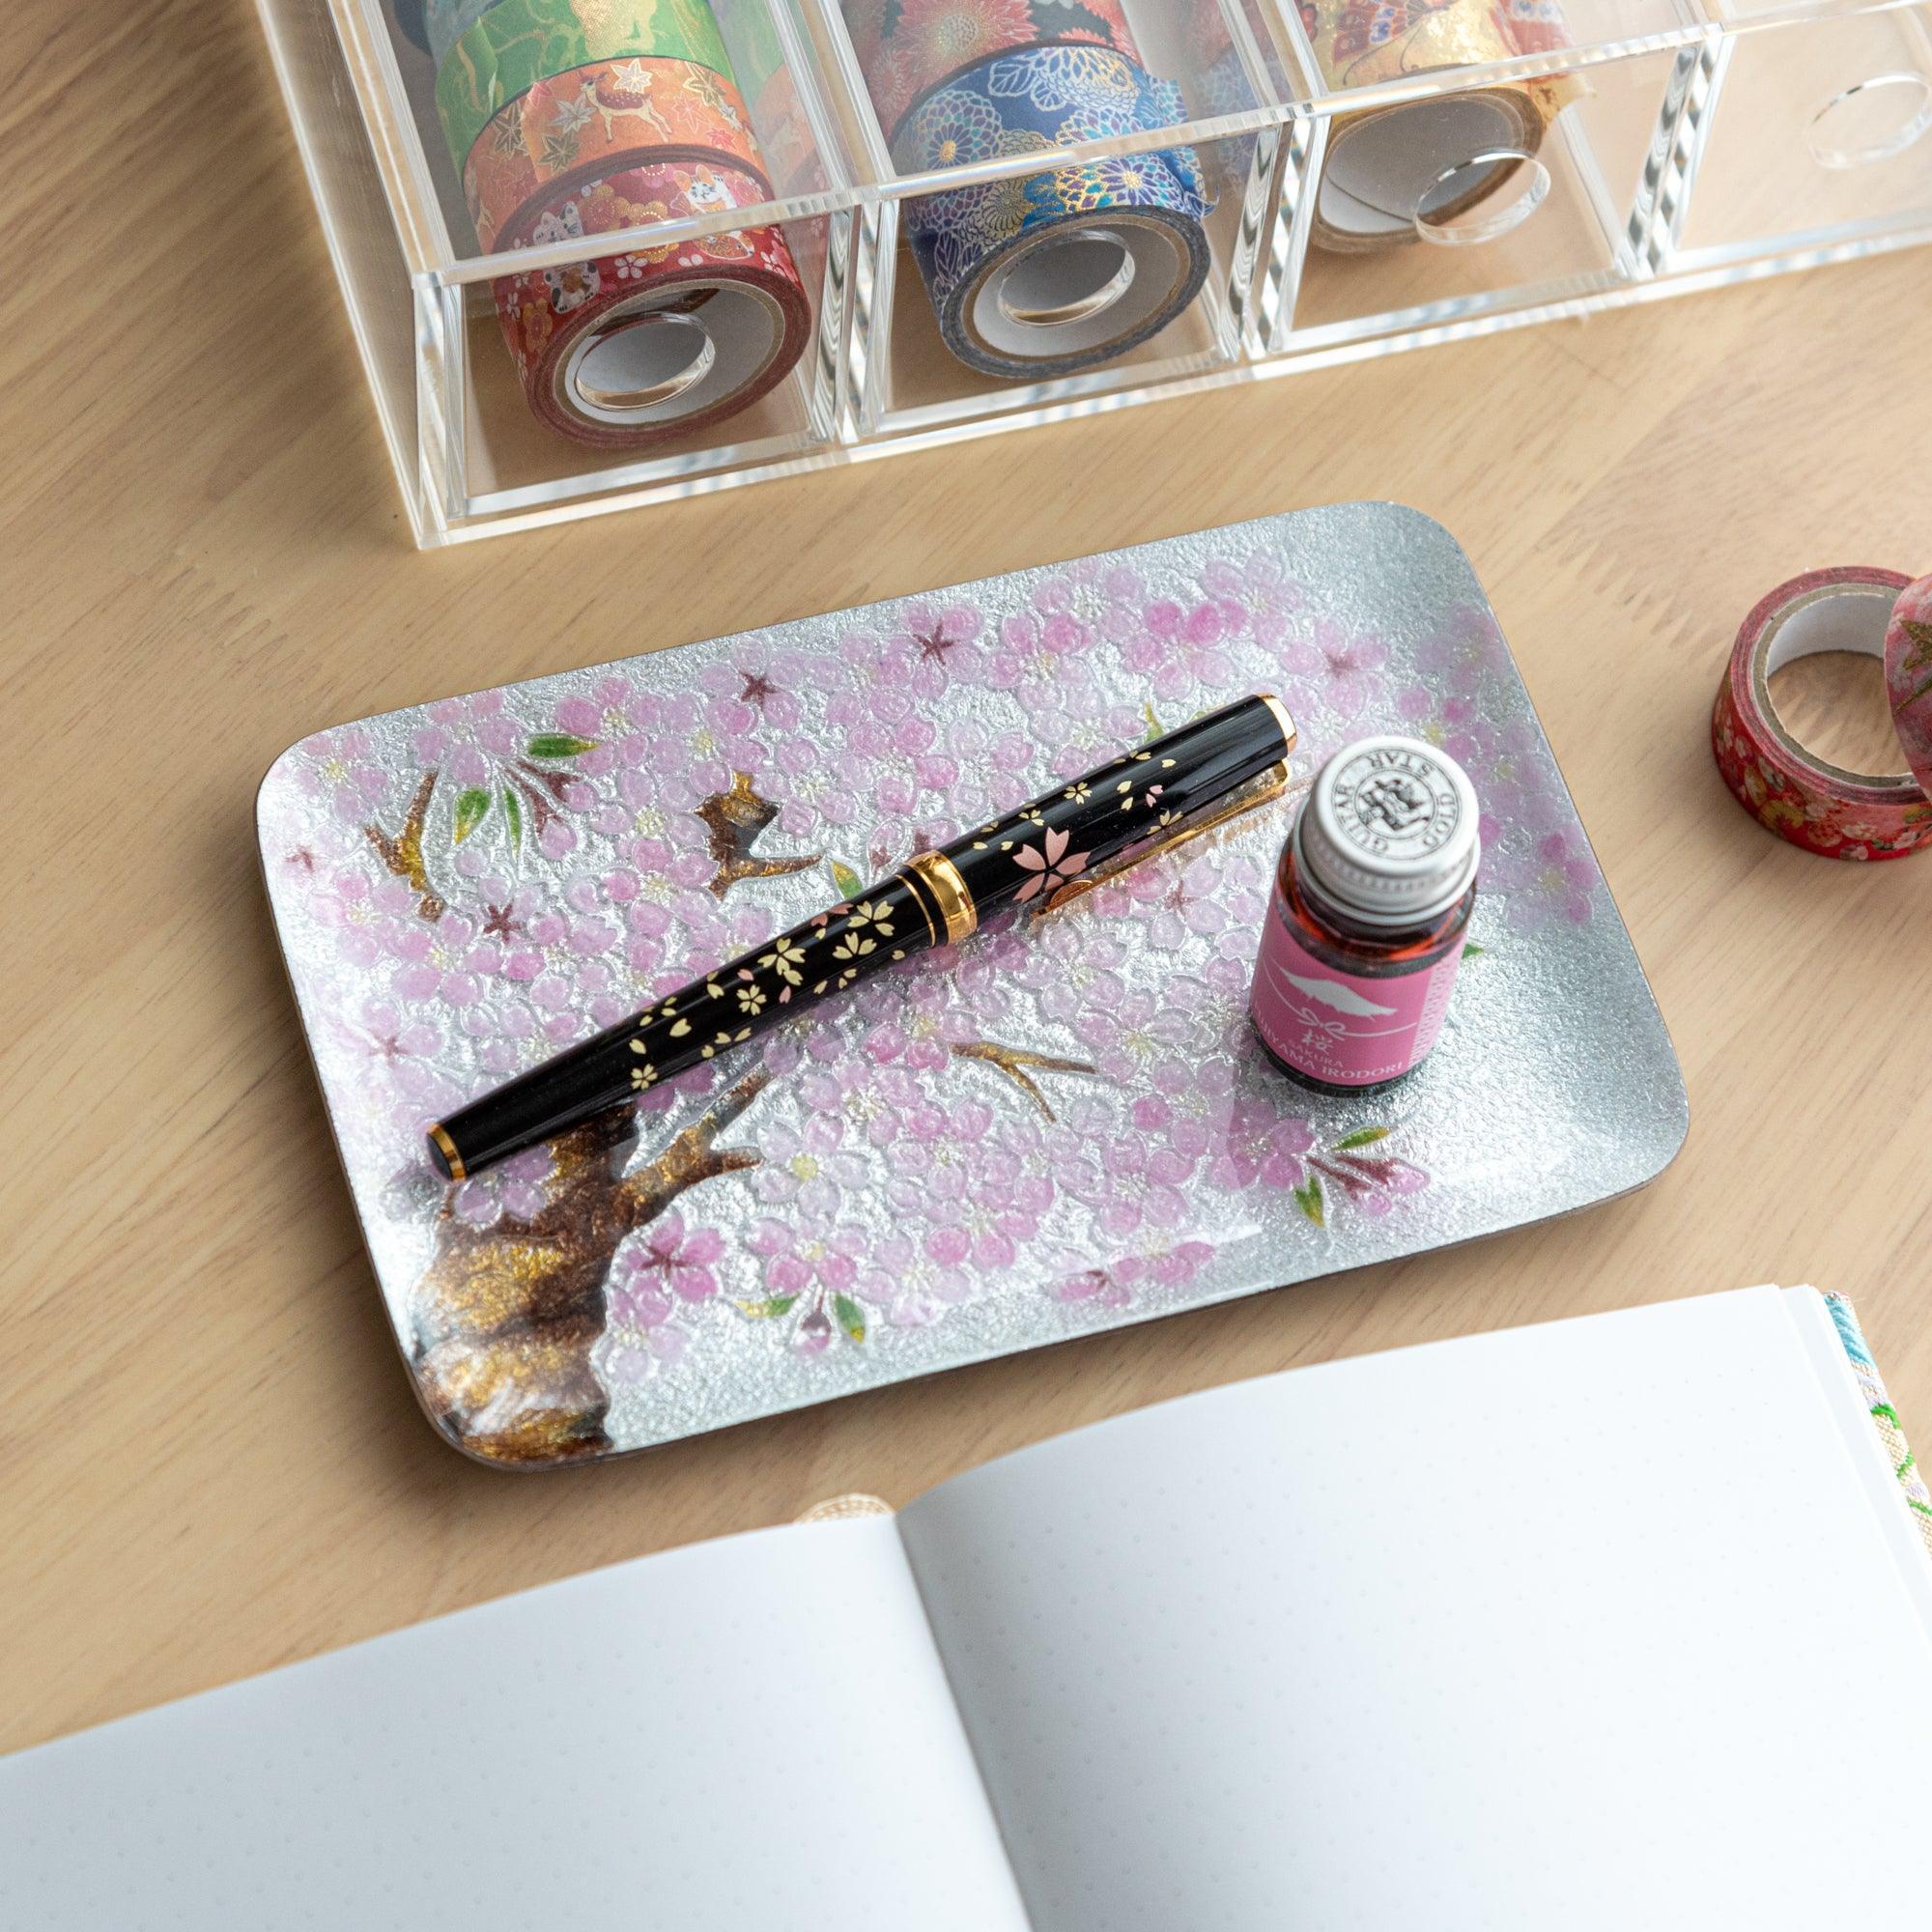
left=428, top=693, right=1297, bottom=1180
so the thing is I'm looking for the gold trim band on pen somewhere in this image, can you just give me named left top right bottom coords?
left=902, top=851, right=978, bottom=945
left=1256, top=691, right=1298, bottom=757
left=428, top=1122, right=467, bottom=1182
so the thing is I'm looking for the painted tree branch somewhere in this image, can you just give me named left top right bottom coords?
left=950, top=1039, right=1099, bottom=1122
left=410, top=1070, right=770, bottom=1466
left=364, top=769, right=445, bottom=921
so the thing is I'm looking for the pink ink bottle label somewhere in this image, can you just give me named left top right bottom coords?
left=1249, top=737, right=1480, bottom=1093
left=1253, top=892, right=1464, bottom=1087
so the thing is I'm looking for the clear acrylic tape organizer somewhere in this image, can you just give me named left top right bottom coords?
left=253, top=0, right=1932, bottom=543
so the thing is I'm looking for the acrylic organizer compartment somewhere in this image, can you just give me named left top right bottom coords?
left=1663, top=3, right=1932, bottom=273
left=827, top=2, right=1287, bottom=440
left=1261, top=1, right=1709, bottom=351
left=255, top=0, right=1932, bottom=542
left=258, top=504, right=1688, bottom=1467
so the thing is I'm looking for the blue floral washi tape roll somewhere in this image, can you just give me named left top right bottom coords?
left=892, top=44, right=1215, bottom=381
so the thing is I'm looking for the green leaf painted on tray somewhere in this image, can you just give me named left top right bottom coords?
left=1142, top=699, right=1164, bottom=739
left=452, top=787, right=492, bottom=843
left=834, top=1293, right=867, bottom=1344
left=1463, top=941, right=1485, bottom=957
left=1294, top=1176, right=1325, bottom=1227
left=1332, top=1126, right=1390, bottom=1151
left=829, top=858, right=865, bottom=901
left=736, top=1294, right=800, bottom=1320
left=500, top=785, right=523, bottom=850
left=526, top=732, right=598, bottom=759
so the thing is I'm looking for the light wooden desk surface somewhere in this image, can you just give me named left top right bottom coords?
left=5, top=0, right=1930, bottom=1761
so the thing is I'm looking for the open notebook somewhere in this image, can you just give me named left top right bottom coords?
left=7, top=1286, right=1930, bottom=1928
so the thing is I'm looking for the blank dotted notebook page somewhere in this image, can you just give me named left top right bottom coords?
left=896, top=1287, right=1932, bottom=1932
left=0, top=1517, right=1031, bottom=1932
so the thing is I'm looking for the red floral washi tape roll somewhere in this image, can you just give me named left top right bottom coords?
left=493, top=161, right=810, bottom=450
left=840, top=0, right=1142, bottom=144
left=1711, top=566, right=1932, bottom=860
left=465, top=56, right=770, bottom=252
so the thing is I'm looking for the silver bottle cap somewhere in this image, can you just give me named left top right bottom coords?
left=1293, top=735, right=1480, bottom=928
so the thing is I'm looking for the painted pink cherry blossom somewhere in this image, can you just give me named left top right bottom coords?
left=747, top=1218, right=865, bottom=1298
left=875, top=599, right=989, bottom=698
left=412, top=689, right=524, bottom=787
left=795, top=1051, right=924, bottom=1149
left=614, top=1209, right=726, bottom=1304
left=1074, top=986, right=1198, bottom=1085
left=1395, top=685, right=1490, bottom=769
left=308, top=866, right=423, bottom=969
left=836, top=708, right=959, bottom=814
left=298, top=726, right=391, bottom=825
left=451, top=1145, right=554, bottom=1227
left=1013, top=826, right=1090, bottom=903
left=1056, top=1127, right=1196, bottom=1241
left=1049, top=1266, right=1131, bottom=1309
left=1198, top=549, right=1309, bottom=653
left=1486, top=825, right=1598, bottom=929
left=1123, top=593, right=1242, bottom=700
left=763, top=731, right=867, bottom=837
left=750, top=1112, right=870, bottom=1218
left=855, top=1233, right=974, bottom=1327
left=1024, top=557, right=1146, bottom=650
left=600, top=1259, right=691, bottom=1382
left=1414, top=603, right=1505, bottom=694
left=1205, top=1094, right=1317, bottom=1192
left=1281, top=616, right=1390, bottom=724
left=388, top=908, right=486, bottom=1008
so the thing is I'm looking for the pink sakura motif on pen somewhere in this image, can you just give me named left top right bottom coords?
left=1012, top=825, right=1090, bottom=902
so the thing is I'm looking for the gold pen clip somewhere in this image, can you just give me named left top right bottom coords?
left=1043, top=761, right=1304, bottom=914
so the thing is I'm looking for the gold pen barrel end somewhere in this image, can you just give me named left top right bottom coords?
left=427, top=1122, right=467, bottom=1183
left=1256, top=692, right=1298, bottom=756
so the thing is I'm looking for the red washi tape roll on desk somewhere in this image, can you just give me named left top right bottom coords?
left=1713, top=567, right=1932, bottom=861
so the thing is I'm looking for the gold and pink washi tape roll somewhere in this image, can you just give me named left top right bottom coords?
left=493, top=161, right=810, bottom=451
left=1712, top=566, right=1932, bottom=861
left=1298, top=0, right=1579, bottom=253
left=434, top=0, right=811, bottom=449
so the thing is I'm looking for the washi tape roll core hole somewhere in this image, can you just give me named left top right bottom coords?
left=994, top=229, right=1136, bottom=329
left=1754, top=584, right=1908, bottom=782
left=1415, top=149, right=1548, bottom=245
left=961, top=210, right=1194, bottom=374
left=1320, top=92, right=1541, bottom=247
left=1807, top=71, right=1932, bottom=169
left=569, top=309, right=719, bottom=413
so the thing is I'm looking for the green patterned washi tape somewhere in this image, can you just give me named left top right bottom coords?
left=436, top=0, right=734, bottom=169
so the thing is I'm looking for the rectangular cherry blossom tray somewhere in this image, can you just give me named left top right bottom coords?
left=259, top=504, right=1688, bottom=1467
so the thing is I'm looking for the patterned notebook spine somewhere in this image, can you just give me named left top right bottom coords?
left=1826, top=1293, right=1932, bottom=1563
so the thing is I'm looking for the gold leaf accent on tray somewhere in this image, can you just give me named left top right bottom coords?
left=950, top=1040, right=1099, bottom=1122
left=363, top=770, right=444, bottom=921
left=409, top=1069, right=771, bottom=1464
left=696, top=772, right=821, bottom=899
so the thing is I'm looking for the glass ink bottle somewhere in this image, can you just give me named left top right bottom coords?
left=1251, top=735, right=1479, bottom=1094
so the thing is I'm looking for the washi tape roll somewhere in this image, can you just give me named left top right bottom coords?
left=892, top=46, right=1213, bottom=380
left=1300, top=0, right=1577, bottom=253
left=426, top=0, right=496, bottom=71
left=493, top=161, right=810, bottom=449
left=435, top=0, right=733, bottom=173
left=841, top=0, right=1140, bottom=144
left=1711, top=567, right=1932, bottom=861
left=464, top=55, right=767, bottom=251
